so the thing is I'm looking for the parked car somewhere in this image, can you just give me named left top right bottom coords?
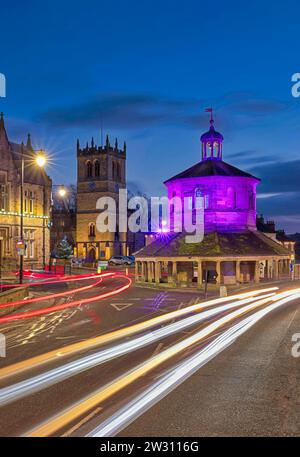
left=108, top=255, right=134, bottom=266
left=126, top=255, right=135, bottom=264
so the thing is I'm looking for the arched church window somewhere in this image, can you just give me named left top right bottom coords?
left=248, top=190, right=255, bottom=210
left=112, top=161, right=116, bottom=180
left=117, top=163, right=121, bottom=181
left=86, top=161, right=93, bottom=178
left=94, top=160, right=100, bottom=177
left=88, top=222, right=96, bottom=237
left=227, top=187, right=236, bottom=209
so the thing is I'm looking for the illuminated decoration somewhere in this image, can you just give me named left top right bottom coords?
left=164, top=109, right=260, bottom=233
left=0, top=210, right=49, bottom=219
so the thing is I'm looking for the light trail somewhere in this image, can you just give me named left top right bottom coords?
left=0, top=275, right=104, bottom=310
left=0, top=291, right=277, bottom=406
left=26, top=289, right=300, bottom=437
left=0, top=287, right=278, bottom=380
left=0, top=274, right=132, bottom=325
left=88, top=291, right=300, bottom=437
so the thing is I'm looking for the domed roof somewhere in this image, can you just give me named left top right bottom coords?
left=200, top=119, right=224, bottom=142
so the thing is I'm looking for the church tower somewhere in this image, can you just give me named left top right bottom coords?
left=76, top=135, right=127, bottom=261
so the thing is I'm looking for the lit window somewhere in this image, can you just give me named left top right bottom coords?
left=0, top=184, right=8, bottom=211
left=29, top=191, right=34, bottom=214
left=24, top=230, right=35, bottom=259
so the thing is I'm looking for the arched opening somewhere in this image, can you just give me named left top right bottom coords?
left=94, top=160, right=100, bottom=177
left=86, top=247, right=96, bottom=262
left=88, top=222, right=96, bottom=237
left=86, top=161, right=93, bottom=178
left=227, top=187, right=236, bottom=209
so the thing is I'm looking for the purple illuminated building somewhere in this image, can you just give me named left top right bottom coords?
left=165, top=114, right=259, bottom=233
left=136, top=113, right=293, bottom=288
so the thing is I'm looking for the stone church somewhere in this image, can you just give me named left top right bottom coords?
left=75, top=135, right=127, bottom=261
left=0, top=113, right=52, bottom=271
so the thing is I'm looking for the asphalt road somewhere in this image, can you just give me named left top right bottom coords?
left=0, top=274, right=299, bottom=437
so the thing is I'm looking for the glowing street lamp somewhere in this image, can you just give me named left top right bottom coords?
left=58, top=186, right=67, bottom=198
left=35, top=151, right=47, bottom=168
left=19, top=146, right=48, bottom=284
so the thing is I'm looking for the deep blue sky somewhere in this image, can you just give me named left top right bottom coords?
left=1, top=0, right=300, bottom=231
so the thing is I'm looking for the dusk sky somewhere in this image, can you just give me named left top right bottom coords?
left=1, top=0, right=300, bottom=231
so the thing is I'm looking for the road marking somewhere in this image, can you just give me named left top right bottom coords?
left=61, top=407, right=102, bottom=437
left=152, top=342, right=164, bottom=356
left=110, top=303, right=134, bottom=311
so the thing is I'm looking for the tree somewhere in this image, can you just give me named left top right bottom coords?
left=56, top=236, right=73, bottom=259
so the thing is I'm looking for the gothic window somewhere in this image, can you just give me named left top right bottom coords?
left=86, top=161, right=93, bottom=178
left=88, top=222, right=96, bottom=237
left=29, top=191, right=35, bottom=214
left=117, top=163, right=121, bottom=181
left=0, top=184, right=8, bottom=211
left=112, top=161, right=116, bottom=180
left=24, top=229, right=35, bottom=259
left=24, top=190, right=28, bottom=213
left=94, top=160, right=100, bottom=177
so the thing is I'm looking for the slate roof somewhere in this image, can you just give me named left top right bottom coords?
left=136, top=231, right=290, bottom=258
left=164, top=159, right=260, bottom=184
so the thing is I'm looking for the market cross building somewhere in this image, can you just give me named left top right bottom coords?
left=135, top=114, right=293, bottom=288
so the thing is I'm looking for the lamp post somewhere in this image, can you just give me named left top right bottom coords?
left=19, top=147, right=47, bottom=284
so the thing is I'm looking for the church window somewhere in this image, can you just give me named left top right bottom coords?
left=117, top=163, right=121, bottom=181
left=29, top=191, right=35, bottom=214
left=94, top=160, right=100, bottom=177
left=112, top=161, right=116, bottom=180
left=0, top=184, right=8, bottom=211
left=86, top=161, right=93, bottom=178
left=24, top=229, right=35, bottom=258
left=227, top=187, right=236, bottom=209
left=88, top=222, right=96, bottom=237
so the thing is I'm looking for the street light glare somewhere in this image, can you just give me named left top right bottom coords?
left=58, top=187, right=67, bottom=197
left=36, top=152, right=47, bottom=168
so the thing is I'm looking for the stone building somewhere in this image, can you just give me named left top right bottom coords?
left=135, top=114, right=293, bottom=287
left=75, top=135, right=127, bottom=261
left=0, top=113, right=52, bottom=271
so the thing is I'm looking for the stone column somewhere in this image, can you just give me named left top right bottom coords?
left=148, top=262, right=154, bottom=283
left=254, top=261, right=260, bottom=283
left=141, top=262, right=146, bottom=282
left=216, top=261, right=221, bottom=285
left=155, top=261, right=161, bottom=284
left=274, top=259, right=279, bottom=280
left=172, top=261, right=177, bottom=283
left=236, top=260, right=241, bottom=284
left=197, top=261, right=202, bottom=288
left=135, top=261, right=139, bottom=282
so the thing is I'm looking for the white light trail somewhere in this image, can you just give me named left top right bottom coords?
left=0, top=287, right=279, bottom=380
left=88, top=291, right=300, bottom=437
left=0, top=292, right=276, bottom=406
left=25, top=289, right=300, bottom=437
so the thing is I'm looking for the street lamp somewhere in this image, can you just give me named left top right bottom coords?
left=58, top=186, right=67, bottom=198
left=19, top=146, right=47, bottom=284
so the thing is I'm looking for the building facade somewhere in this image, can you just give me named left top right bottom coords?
left=75, top=135, right=127, bottom=261
left=135, top=114, right=293, bottom=287
left=0, top=113, right=52, bottom=271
